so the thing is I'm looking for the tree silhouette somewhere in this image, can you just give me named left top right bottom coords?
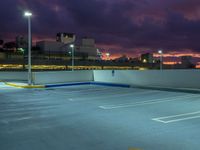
left=0, top=40, right=3, bottom=45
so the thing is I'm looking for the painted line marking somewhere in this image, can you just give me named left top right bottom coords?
left=1, top=117, right=33, bottom=124
left=0, top=105, right=59, bottom=113
left=128, top=148, right=142, bottom=150
left=152, top=111, right=200, bottom=123
left=68, top=90, right=159, bottom=102
left=5, top=82, right=45, bottom=88
left=99, top=94, right=199, bottom=109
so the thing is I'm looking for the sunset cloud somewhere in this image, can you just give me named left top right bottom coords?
left=0, top=0, right=200, bottom=57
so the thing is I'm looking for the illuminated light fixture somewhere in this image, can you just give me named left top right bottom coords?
left=143, top=59, right=147, bottom=63
left=24, top=11, right=32, bottom=17
left=105, top=53, right=110, bottom=56
left=105, top=52, right=110, bottom=60
left=158, top=50, right=163, bottom=54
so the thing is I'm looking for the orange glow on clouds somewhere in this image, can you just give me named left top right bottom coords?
left=154, top=53, right=200, bottom=58
left=163, top=62, right=181, bottom=65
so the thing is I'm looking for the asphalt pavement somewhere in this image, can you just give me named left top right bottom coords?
left=1, top=82, right=200, bottom=150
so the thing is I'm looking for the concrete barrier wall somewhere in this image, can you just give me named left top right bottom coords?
left=93, top=70, right=200, bottom=89
left=1, top=70, right=200, bottom=89
left=33, top=70, right=94, bottom=84
left=0, top=72, right=27, bottom=81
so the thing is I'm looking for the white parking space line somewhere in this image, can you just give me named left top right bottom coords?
left=152, top=111, right=200, bottom=123
left=68, top=90, right=159, bottom=101
left=99, top=94, right=199, bottom=109
left=0, top=105, right=59, bottom=113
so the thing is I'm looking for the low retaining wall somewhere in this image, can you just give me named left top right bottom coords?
left=1, top=70, right=200, bottom=89
left=0, top=71, right=27, bottom=81
left=93, top=70, right=200, bottom=89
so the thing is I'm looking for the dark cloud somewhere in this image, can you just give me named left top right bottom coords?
left=1, top=0, right=200, bottom=54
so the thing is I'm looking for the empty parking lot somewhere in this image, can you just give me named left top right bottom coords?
left=1, top=82, right=200, bottom=150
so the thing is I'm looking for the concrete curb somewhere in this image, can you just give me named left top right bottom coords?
left=3, top=81, right=200, bottom=94
left=4, top=82, right=45, bottom=88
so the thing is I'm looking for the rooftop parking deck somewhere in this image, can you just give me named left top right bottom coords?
left=1, top=82, right=200, bottom=150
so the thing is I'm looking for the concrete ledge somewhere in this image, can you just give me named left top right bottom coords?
left=45, top=82, right=91, bottom=88
left=3, top=81, right=200, bottom=94
left=131, top=85, right=200, bottom=94
left=91, top=82, right=130, bottom=88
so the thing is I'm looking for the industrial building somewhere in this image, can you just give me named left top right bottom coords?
left=141, top=53, right=154, bottom=63
left=36, top=33, right=98, bottom=60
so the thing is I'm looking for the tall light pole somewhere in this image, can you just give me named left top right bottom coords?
left=158, top=50, right=163, bottom=70
left=24, top=11, right=32, bottom=85
left=70, top=44, right=74, bottom=71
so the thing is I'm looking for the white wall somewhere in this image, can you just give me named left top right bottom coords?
left=0, top=72, right=27, bottom=81
left=1, top=70, right=200, bottom=89
left=93, top=70, right=200, bottom=89
left=33, top=70, right=94, bottom=84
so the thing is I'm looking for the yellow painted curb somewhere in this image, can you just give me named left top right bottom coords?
left=4, top=82, right=45, bottom=88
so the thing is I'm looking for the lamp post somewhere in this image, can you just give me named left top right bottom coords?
left=158, top=50, right=163, bottom=70
left=70, top=44, right=74, bottom=71
left=24, top=11, right=32, bottom=85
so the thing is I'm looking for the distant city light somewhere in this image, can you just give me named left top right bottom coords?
left=143, top=59, right=147, bottom=63
left=106, top=53, right=110, bottom=57
left=105, top=52, right=110, bottom=60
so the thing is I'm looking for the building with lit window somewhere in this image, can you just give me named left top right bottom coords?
left=141, top=53, right=154, bottom=63
left=36, top=35, right=98, bottom=60
left=76, top=38, right=97, bottom=59
left=56, top=33, right=76, bottom=44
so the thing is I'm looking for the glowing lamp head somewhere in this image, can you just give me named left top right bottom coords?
left=70, top=44, right=74, bottom=48
left=143, top=59, right=147, bottom=63
left=106, top=53, right=110, bottom=57
left=158, top=50, right=163, bottom=54
left=24, top=11, right=32, bottom=17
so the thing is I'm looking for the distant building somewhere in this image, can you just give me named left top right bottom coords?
left=115, top=55, right=129, bottom=62
left=141, top=53, right=154, bottom=63
left=181, top=56, right=194, bottom=68
left=36, top=36, right=98, bottom=60
left=16, top=35, right=28, bottom=51
left=181, top=56, right=192, bottom=65
left=56, top=33, right=76, bottom=44
left=76, top=38, right=97, bottom=59
left=3, top=41, right=17, bottom=52
left=96, top=49, right=103, bottom=60
left=36, top=41, right=66, bottom=54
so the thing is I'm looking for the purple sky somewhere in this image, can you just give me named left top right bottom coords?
left=1, top=0, right=200, bottom=58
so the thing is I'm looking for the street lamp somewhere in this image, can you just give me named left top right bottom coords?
left=158, top=50, right=163, bottom=70
left=24, top=11, right=32, bottom=85
left=70, top=44, right=74, bottom=71
left=105, top=52, right=110, bottom=60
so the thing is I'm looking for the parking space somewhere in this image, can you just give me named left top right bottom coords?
left=1, top=83, right=200, bottom=150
